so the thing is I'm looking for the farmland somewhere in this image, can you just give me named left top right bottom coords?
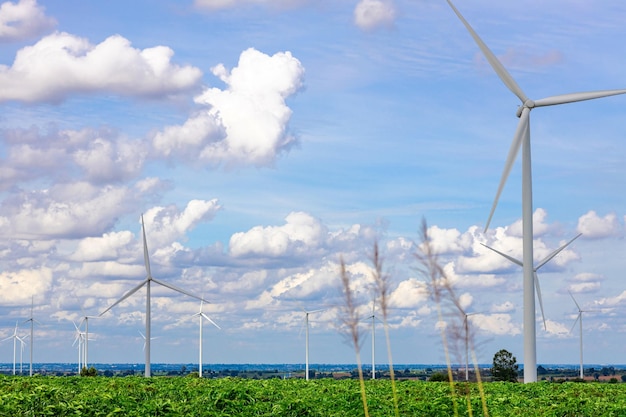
left=1, top=375, right=625, bottom=416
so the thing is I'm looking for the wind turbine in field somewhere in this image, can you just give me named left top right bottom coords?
left=481, top=233, right=582, bottom=329
left=100, top=215, right=210, bottom=377
left=462, top=311, right=479, bottom=382
left=569, top=292, right=597, bottom=380
left=2, top=322, right=27, bottom=375
left=446, top=0, right=626, bottom=382
left=23, top=297, right=39, bottom=376
left=72, top=322, right=86, bottom=373
left=301, top=308, right=324, bottom=381
left=75, top=299, right=99, bottom=370
left=191, top=300, right=220, bottom=378
left=364, top=303, right=380, bottom=380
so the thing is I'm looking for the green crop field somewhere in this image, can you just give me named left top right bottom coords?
left=1, top=376, right=626, bottom=416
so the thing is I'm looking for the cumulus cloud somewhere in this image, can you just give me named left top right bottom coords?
left=143, top=199, right=222, bottom=249
left=70, top=231, right=135, bottom=262
left=577, top=211, right=621, bottom=239
left=0, top=0, right=55, bottom=42
left=0, top=266, right=53, bottom=305
left=0, top=182, right=139, bottom=239
left=544, top=319, right=570, bottom=338
left=491, top=301, right=515, bottom=313
left=567, top=272, right=603, bottom=294
left=229, top=211, right=326, bottom=258
left=0, top=127, right=147, bottom=189
left=0, top=32, right=202, bottom=102
left=389, top=278, right=428, bottom=309
left=470, top=313, right=521, bottom=336
left=354, top=0, right=396, bottom=31
left=153, top=47, right=304, bottom=167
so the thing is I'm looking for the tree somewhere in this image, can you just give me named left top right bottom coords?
left=491, top=349, right=519, bottom=382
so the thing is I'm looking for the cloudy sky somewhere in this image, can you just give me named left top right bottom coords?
left=0, top=0, right=625, bottom=369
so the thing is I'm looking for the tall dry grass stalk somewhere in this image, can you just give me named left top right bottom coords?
left=339, top=257, right=370, bottom=417
left=415, top=218, right=488, bottom=417
left=371, top=241, right=400, bottom=417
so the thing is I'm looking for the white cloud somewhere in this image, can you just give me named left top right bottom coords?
left=577, top=210, right=621, bottom=239
left=544, top=319, right=570, bottom=338
left=143, top=199, right=222, bottom=248
left=154, top=48, right=304, bottom=167
left=389, top=278, right=428, bottom=309
left=508, top=208, right=551, bottom=237
left=70, top=231, right=134, bottom=262
left=0, top=267, right=52, bottom=305
left=491, top=301, right=515, bottom=313
left=0, top=0, right=55, bottom=42
left=0, top=127, right=148, bottom=189
left=354, top=0, right=396, bottom=31
left=229, top=211, right=325, bottom=258
left=0, top=182, right=135, bottom=238
left=470, top=313, right=521, bottom=336
left=0, top=32, right=202, bottom=102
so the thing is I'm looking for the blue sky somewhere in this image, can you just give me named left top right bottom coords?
left=0, top=0, right=625, bottom=369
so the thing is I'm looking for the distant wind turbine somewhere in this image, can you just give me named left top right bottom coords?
left=22, top=297, right=39, bottom=376
left=138, top=330, right=158, bottom=352
left=77, top=302, right=98, bottom=370
left=481, top=233, right=582, bottom=329
left=100, top=215, right=210, bottom=377
left=364, top=303, right=380, bottom=380
left=2, top=322, right=27, bottom=375
left=446, top=0, right=626, bottom=382
left=462, top=311, right=479, bottom=382
left=302, top=308, right=324, bottom=381
left=191, top=300, right=220, bottom=378
left=569, top=292, right=597, bottom=380
left=72, top=321, right=87, bottom=373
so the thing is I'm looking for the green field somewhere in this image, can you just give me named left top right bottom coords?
left=1, top=376, right=625, bottom=416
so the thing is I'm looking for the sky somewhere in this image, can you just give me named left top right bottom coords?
left=0, top=0, right=625, bottom=369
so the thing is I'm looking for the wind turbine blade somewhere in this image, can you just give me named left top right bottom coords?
left=535, top=234, right=582, bottom=271
left=569, top=291, right=582, bottom=311
left=151, top=277, right=209, bottom=303
left=200, top=313, right=221, bottom=330
left=534, top=271, right=547, bottom=331
left=99, top=279, right=149, bottom=316
left=534, top=89, right=626, bottom=107
left=570, top=313, right=581, bottom=333
left=445, top=0, right=528, bottom=103
left=485, top=108, right=529, bottom=231
left=141, top=215, right=152, bottom=278
left=480, top=243, right=523, bottom=267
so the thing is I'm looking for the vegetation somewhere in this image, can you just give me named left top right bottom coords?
left=0, top=376, right=625, bottom=416
left=491, top=349, right=519, bottom=382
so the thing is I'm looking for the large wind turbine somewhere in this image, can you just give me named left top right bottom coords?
left=2, top=322, right=27, bottom=375
left=191, top=300, right=220, bottom=378
left=446, top=0, right=626, bottom=382
left=302, top=308, right=324, bottom=381
left=569, top=292, right=596, bottom=380
left=481, top=233, right=582, bottom=329
left=100, top=215, right=209, bottom=377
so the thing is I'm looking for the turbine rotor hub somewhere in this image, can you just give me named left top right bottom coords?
left=515, top=99, right=535, bottom=117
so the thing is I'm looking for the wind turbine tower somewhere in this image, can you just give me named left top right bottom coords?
left=446, top=0, right=626, bottom=382
left=303, top=309, right=323, bottom=381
